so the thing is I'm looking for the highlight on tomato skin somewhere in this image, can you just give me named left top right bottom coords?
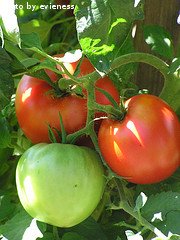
left=98, top=94, right=180, bottom=185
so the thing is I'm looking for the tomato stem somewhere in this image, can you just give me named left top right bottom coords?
left=113, top=178, right=167, bottom=238
left=110, top=52, right=180, bottom=112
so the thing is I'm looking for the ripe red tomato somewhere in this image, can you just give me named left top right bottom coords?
left=98, top=94, right=180, bottom=184
left=15, top=75, right=87, bottom=143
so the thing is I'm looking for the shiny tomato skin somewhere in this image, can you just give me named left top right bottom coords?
left=16, top=143, right=105, bottom=227
left=98, top=94, right=180, bottom=184
left=15, top=75, right=87, bottom=143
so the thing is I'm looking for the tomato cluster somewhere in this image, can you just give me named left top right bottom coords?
left=15, top=56, right=119, bottom=143
left=15, top=53, right=180, bottom=228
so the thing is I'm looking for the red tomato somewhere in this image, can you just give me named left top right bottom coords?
left=15, top=75, right=87, bottom=143
left=98, top=94, right=180, bottom=184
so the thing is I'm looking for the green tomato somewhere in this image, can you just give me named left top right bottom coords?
left=16, top=143, right=105, bottom=227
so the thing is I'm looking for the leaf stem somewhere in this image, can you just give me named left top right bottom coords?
left=113, top=178, right=167, bottom=239
left=110, top=52, right=180, bottom=112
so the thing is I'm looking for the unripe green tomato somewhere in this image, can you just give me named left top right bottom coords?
left=16, top=143, right=105, bottom=227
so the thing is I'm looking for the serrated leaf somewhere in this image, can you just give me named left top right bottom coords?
left=156, top=211, right=180, bottom=235
left=141, top=192, right=180, bottom=235
left=0, top=209, right=33, bottom=240
left=0, top=0, right=21, bottom=47
left=75, top=0, right=144, bottom=73
left=142, top=192, right=180, bottom=221
left=143, top=25, right=174, bottom=60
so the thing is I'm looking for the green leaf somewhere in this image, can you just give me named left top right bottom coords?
left=75, top=0, right=144, bottom=73
left=20, top=19, right=53, bottom=43
left=5, top=40, right=29, bottom=63
left=142, top=191, right=180, bottom=220
left=0, top=194, right=16, bottom=221
left=0, top=209, right=33, bottom=240
left=0, top=114, right=11, bottom=148
left=41, top=232, right=55, bottom=240
left=169, top=235, right=180, bottom=240
left=108, top=35, right=138, bottom=92
left=156, top=211, right=180, bottom=235
left=134, top=192, right=148, bottom=212
left=21, top=58, right=40, bottom=69
left=0, top=48, right=14, bottom=110
left=141, top=192, right=180, bottom=235
left=21, top=33, right=42, bottom=50
left=31, top=58, right=59, bottom=76
left=0, top=0, right=21, bottom=46
left=0, top=161, right=9, bottom=176
left=143, top=25, right=174, bottom=60
left=151, top=234, right=180, bottom=240
left=62, top=232, right=87, bottom=240
left=69, top=217, right=108, bottom=240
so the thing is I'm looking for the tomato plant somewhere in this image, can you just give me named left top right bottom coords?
left=16, top=143, right=105, bottom=227
left=0, top=0, right=180, bottom=240
left=15, top=74, right=87, bottom=143
left=98, top=94, right=180, bottom=184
